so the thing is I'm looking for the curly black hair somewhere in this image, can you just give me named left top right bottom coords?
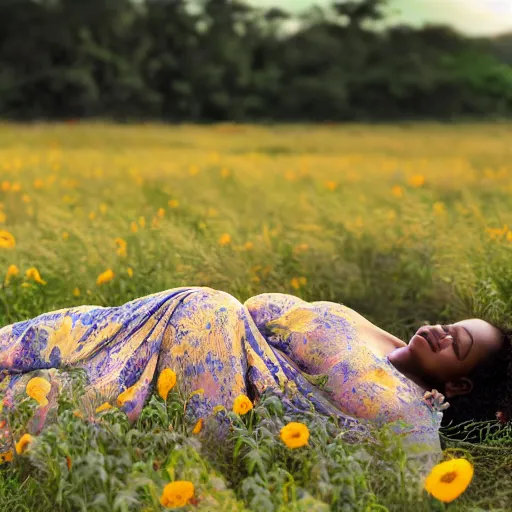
left=440, top=331, right=512, bottom=430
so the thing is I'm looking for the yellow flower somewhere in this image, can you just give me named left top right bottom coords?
left=218, top=233, right=231, bottom=246
left=26, top=377, right=51, bottom=406
left=130, top=221, right=138, bottom=233
left=115, top=238, right=127, bottom=257
left=189, top=389, right=204, bottom=398
left=293, top=243, right=309, bottom=254
left=0, top=230, right=16, bottom=249
left=424, top=458, right=474, bottom=503
left=391, top=185, right=404, bottom=198
left=280, top=422, right=310, bottom=449
left=244, top=241, right=254, bottom=250
left=22, top=194, right=31, bottom=203
left=157, top=369, right=177, bottom=401
left=157, top=208, right=165, bottom=218
left=192, top=418, right=203, bottom=434
left=138, top=216, right=146, bottom=228
left=95, top=402, right=113, bottom=413
left=99, top=203, right=108, bottom=214
left=127, top=267, right=134, bottom=278
left=290, top=276, right=307, bottom=290
left=62, top=231, right=69, bottom=240
left=117, top=385, right=137, bottom=408
left=168, top=199, right=179, bottom=209
left=1, top=181, right=10, bottom=192
left=88, top=211, right=96, bottom=221
left=160, top=481, right=195, bottom=509
left=233, top=394, right=253, bottom=415
left=15, top=434, right=35, bottom=455
left=73, top=410, right=84, bottom=419
left=25, top=267, right=47, bottom=285
left=73, top=287, right=81, bottom=297
left=433, top=202, right=446, bottom=216
left=408, top=174, right=425, bottom=188
left=11, top=182, right=21, bottom=192
left=220, top=167, right=230, bottom=178
left=96, top=268, right=114, bottom=286
left=4, top=264, right=19, bottom=285
left=0, top=451, right=13, bottom=463
left=325, top=180, right=337, bottom=191
left=207, top=207, right=218, bottom=217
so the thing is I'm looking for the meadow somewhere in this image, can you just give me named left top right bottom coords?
left=1, top=122, right=512, bottom=510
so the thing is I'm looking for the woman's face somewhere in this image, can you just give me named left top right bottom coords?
left=394, top=319, right=504, bottom=385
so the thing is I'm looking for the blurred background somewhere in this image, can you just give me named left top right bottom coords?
left=1, top=0, right=512, bottom=122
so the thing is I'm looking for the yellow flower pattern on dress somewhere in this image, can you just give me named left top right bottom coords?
left=157, top=369, right=177, bottom=401
left=26, top=377, right=51, bottom=406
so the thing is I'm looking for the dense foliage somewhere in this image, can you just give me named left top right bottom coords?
left=1, top=0, right=512, bottom=121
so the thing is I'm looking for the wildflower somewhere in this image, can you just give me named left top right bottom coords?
left=189, top=389, right=204, bottom=398
left=115, top=238, right=127, bottom=257
left=4, top=264, right=19, bottom=285
left=192, top=418, right=203, bottom=434
left=138, top=216, right=146, bottom=228
left=73, top=287, right=80, bottom=297
left=157, top=369, right=177, bottom=401
left=408, top=175, right=425, bottom=188
left=15, top=434, right=35, bottom=455
left=433, top=202, right=446, bottom=216
left=280, top=422, right=310, bottom=449
left=207, top=208, right=218, bottom=217
left=233, top=394, right=253, bottom=415
left=160, top=481, right=195, bottom=509
left=1, top=181, right=10, bottom=192
left=293, top=243, right=309, bottom=254
left=117, top=385, right=137, bottom=408
left=325, top=180, right=337, bottom=191
left=22, top=194, right=31, bottom=203
left=0, top=230, right=16, bottom=249
left=62, top=232, right=69, bottom=240
left=26, top=377, right=51, bottom=406
left=424, top=458, right=474, bottom=503
left=218, top=233, right=231, bottom=246
left=168, top=199, right=179, bottom=209
left=96, top=269, right=114, bottom=286
left=130, top=221, right=138, bottom=233
left=285, top=170, right=296, bottom=181
left=157, top=208, right=165, bottom=218
left=95, top=402, right=113, bottom=413
left=391, top=185, right=404, bottom=198
left=25, top=267, right=47, bottom=285
left=290, top=277, right=307, bottom=290
left=220, top=168, right=230, bottom=178
left=244, top=241, right=254, bottom=250
left=73, top=410, right=84, bottom=419
left=11, top=182, right=21, bottom=192
left=99, top=203, right=108, bottom=214
left=127, top=267, right=134, bottom=278
left=250, top=276, right=260, bottom=283
left=88, top=212, right=96, bottom=221
left=0, top=451, right=13, bottom=463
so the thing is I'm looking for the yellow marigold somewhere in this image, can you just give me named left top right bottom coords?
left=244, top=241, right=254, bottom=250
left=233, top=394, right=253, bottom=415
left=160, top=481, right=195, bottom=509
left=391, top=185, right=404, bottom=198
left=157, top=208, right=165, bottom=218
left=157, top=369, right=177, bottom=401
left=96, top=268, right=114, bottom=286
left=325, top=180, right=337, bottom=191
left=11, top=182, right=21, bottom=192
left=73, top=287, right=80, bottom=297
left=115, top=238, right=127, bottom=257
left=26, top=377, right=51, bottom=406
left=218, top=233, right=231, bottom=246
left=192, top=418, right=203, bottom=434
left=130, top=221, right=138, bottom=233
left=0, top=451, right=13, bottom=463
left=280, top=422, right=310, bottom=449
left=290, top=276, right=307, bottom=290
left=0, top=230, right=16, bottom=249
left=4, top=264, right=19, bottom=285
left=95, top=402, right=113, bottom=413
left=408, top=174, right=425, bottom=188
left=424, top=458, right=474, bottom=503
left=127, top=267, right=134, bottom=278
left=25, top=267, right=47, bottom=285
left=168, top=199, right=179, bottom=209
left=15, top=434, right=35, bottom=455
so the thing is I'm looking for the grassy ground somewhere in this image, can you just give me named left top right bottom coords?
left=1, top=122, right=512, bottom=510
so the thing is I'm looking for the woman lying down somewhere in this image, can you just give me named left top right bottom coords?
left=1, top=286, right=510, bottom=466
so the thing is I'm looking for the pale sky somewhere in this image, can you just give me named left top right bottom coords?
left=252, top=0, right=512, bottom=36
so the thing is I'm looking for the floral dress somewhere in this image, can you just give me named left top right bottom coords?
left=0, top=286, right=442, bottom=460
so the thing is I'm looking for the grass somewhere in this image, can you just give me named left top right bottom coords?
left=1, top=122, right=512, bottom=510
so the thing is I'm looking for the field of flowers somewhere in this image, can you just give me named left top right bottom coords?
left=1, top=122, right=512, bottom=510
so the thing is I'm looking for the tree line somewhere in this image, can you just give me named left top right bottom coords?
left=1, top=0, right=512, bottom=121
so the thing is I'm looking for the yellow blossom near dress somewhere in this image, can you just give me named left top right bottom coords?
left=0, top=287, right=442, bottom=463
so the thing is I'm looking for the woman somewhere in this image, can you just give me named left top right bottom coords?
left=0, top=286, right=509, bottom=461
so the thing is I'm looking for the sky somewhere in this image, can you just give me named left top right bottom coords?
left=252, top=0, right=512, bottom=36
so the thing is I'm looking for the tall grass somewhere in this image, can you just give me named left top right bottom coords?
left=1, top=122, right=512, bottom=510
